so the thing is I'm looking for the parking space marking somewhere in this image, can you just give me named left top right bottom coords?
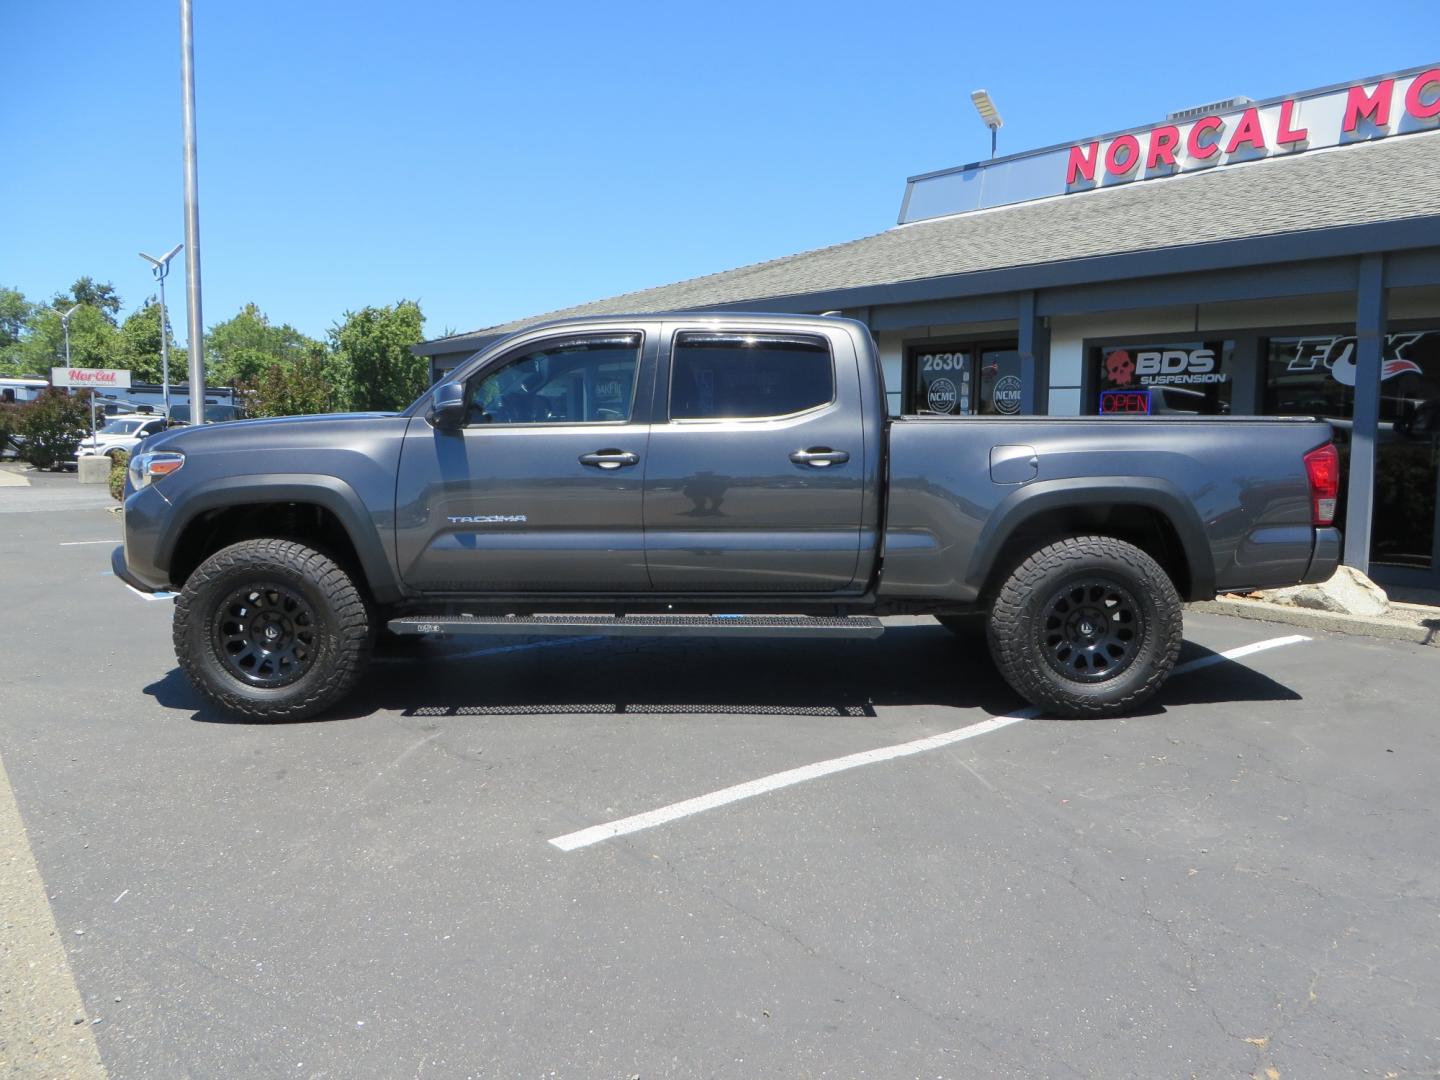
left=0, top=752, right=108, bottom=1078
left=59, top=540, right=116, bottom=546
left=548, top=633, right=1312, bottom=852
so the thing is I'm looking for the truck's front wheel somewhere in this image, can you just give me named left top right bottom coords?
left=987, top=536, right=1181, bottom=718
left=173, top=539, right=371, bottom=721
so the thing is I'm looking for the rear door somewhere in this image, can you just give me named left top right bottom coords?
left=395, top=328, right=656, bottom=593
left=642, top=323, right=867, bottom=592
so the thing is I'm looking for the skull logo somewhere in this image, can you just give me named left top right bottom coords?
left=1105, top=350, right=1135, bottom=387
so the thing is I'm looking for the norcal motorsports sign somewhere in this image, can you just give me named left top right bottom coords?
left=52, top=367, right=131, bottom=389
left=898, top=64, right=1440, bottom=223
left=1066, top=67, right=1440, bottom=191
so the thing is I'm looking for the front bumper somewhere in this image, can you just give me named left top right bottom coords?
left=114, top=482, right=175, bottom=592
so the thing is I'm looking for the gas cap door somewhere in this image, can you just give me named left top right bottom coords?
left=990, top=444, right=1039, bottom=485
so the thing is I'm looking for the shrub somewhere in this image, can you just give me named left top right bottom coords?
left=0, top=399, right=24, bottom=458
left=17, top=388, right=91, bottom=470
left=110, top=449, right=129, bottom=502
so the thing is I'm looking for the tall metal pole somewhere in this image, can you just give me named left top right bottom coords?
left=158, top=272, right=171, bottom=418
left=179, top=0, right=206, bottom=426
left=62, top=316, right=72, bottom=369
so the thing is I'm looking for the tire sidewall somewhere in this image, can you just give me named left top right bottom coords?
left=990, top=538, right=1182, bottom=715
left=177, top=544, right=364, bottom=716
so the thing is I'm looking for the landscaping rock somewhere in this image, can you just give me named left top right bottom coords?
left=1254, top=565, right=1390, bottom=617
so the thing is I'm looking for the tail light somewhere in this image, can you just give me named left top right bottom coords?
left=1303, top=442, right=1339, bottom=526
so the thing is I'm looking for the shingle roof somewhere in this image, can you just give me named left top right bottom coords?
left=424, top=130, right=1440, bottom=350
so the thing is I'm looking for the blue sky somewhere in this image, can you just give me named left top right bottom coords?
left=1, top=1, right=1433, bottom=346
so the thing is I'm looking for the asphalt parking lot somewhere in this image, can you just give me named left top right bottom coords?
left=3, top=486, right=1440, bottom=1079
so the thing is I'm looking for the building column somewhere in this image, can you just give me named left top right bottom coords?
left=1018, top=291, right=1050, bottom=415
left=1344, top=253, right=1387, bottom=574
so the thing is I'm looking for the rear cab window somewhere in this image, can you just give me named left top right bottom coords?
left=669, top=333, right=833, bottom=420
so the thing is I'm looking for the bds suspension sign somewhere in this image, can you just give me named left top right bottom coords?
left=51, top=367, right=132, bottom=389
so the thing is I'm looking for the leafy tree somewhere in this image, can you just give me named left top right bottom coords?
left=17, top=388, right=92, bottom=470
left=1, top=287, right=33, bottom=350
left=206, top=303, right=322, bottom=386
left=239, top=343, right=340, bottom=417
left=114, top=297, right=185, bottom=385
left=52, top=277, right=122, bottom=325
left=330, top=300, right=426, bottom=412
left=17, top=304, right=119, bottom=373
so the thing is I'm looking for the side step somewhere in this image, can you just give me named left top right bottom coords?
left=387, top=613, right=885, bottom=639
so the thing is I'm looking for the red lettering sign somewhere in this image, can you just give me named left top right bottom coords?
left=1343, top=79, right=1394, bottom=131
left=1406, top=68, right=1440, bottom=120
left=1186, top=116, right=1224, bottom=159
left=1224, top=107, right=1267, bottom=154
left=1067, top=142, right=1099, bottom=185
left=1276, top=98, right=1309, bottom=146
left=1104, top=134, right=1141, bottom=176
left=1146, top=124, right=1180, bottom=169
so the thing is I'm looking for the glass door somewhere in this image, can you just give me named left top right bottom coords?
left=1265, top=329, right=1440, bottom=585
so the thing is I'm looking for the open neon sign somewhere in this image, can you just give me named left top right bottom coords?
left=1099, top=389, right=1152, bottom=415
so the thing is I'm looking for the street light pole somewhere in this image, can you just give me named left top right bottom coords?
left=179, top=0, right=206, bottom=426
left=140, top=244, right=183, bottom=420
left=970, top=89, right=1004, bottom=160
left=58, top=304, right=79, bottom=369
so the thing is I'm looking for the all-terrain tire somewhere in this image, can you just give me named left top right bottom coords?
left=173, top=539, right=371, bottom=721
left=987, top=535, right=1182, bottom=718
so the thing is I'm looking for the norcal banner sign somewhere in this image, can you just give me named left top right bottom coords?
left=1064, top=68, right=1440, bottom=191
left=52, top=367, right=131, bottom=389
left=897, top=64, right=1440, bottom=224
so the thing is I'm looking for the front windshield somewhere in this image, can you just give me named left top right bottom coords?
left=99, top=419, right=143, bottom=436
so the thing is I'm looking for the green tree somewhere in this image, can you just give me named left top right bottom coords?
left=18, top=304, right=119, bottom=373
left=52, top=277, right=122, bottom=325
left=114, top=297, right=185, bottom=385
left=206, top=303, right=322, bottom=386
left=239, top=343, right=339, bottom=418
left=0, top=287, right=36, bottom=375
left=330, top=300, right=426, bottom=412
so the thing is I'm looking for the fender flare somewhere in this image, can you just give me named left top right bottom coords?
left=157, top=473, right=404, bottom=603
left=965, top=477, right=1216, bottom=601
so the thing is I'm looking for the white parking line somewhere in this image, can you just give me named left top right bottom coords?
left=548, top=634, right=1311, bottom=852
left=59, top=539, right=116, bottom=546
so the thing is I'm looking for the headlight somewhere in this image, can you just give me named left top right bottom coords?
left=128, top=451, right=185, bottom=489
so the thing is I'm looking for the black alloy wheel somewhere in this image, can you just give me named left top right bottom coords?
left=1039, top=576, right=1141, bottom=683
left=211, top=581, right=319, bottom=688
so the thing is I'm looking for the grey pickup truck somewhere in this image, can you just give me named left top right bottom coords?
left=114, top=313, right=1340, bottom=721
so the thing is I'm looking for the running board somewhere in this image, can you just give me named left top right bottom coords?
left=387, top=614, right=885, bottom=639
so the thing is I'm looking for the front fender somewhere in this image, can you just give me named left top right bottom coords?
left=157, top=473, right=404, bottom=603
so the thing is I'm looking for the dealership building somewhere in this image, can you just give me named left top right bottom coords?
left=417, top=64, right=1440, bottom=589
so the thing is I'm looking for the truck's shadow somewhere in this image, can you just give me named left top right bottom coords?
left=145, top=623, right=1302, bottom=725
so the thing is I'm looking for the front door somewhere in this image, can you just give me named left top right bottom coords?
left=395, top=330, right=653, bottom=593
left=642, top=325, right=868, bottom=592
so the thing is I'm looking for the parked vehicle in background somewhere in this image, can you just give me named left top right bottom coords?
left=76, top=415, right=170, bottom=462
left=0, top=377, right=51, bottom=404
left=113, top=313, right=1341, bottom=722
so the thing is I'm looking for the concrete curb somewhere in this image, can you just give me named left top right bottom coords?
left=1189, top=598, right=1440, bottom=647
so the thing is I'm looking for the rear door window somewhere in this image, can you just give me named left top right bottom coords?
left=669, top=333, right=832, bottom=420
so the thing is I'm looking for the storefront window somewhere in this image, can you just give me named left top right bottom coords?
left=1091, top=340, right=1235, bottom=415
left=908, top=342, right=1020, bottom=415
left=1266, top=331, right=1440, bottom=571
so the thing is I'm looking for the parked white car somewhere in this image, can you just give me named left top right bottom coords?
left=75, top=415, right=170, bottom=462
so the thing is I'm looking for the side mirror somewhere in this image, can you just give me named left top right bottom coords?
left=428, top=382, right=467, bottom=431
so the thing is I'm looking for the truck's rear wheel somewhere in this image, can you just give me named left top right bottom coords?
left=987, top=536, right=1181, bottom=718
left=173, top=539, right=370, bottom=721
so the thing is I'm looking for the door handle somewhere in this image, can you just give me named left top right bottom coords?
left=579, top=449, right=640, bottom=470
left=789, top=447, right=850, bottom=467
